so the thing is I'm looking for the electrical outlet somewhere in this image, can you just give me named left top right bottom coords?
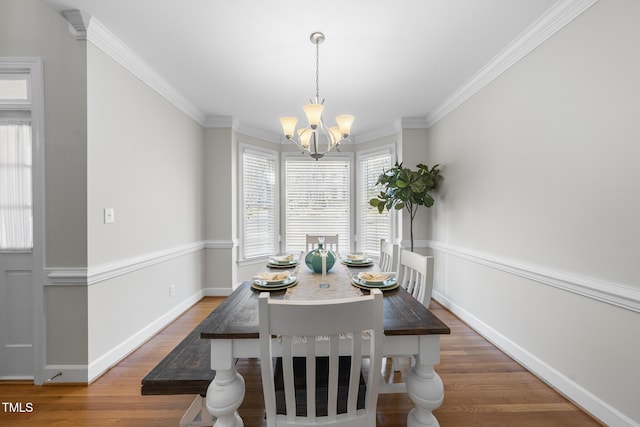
left=169, top=285, right=176, bottom=297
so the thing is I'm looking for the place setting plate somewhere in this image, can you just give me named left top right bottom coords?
left=341, top=253, right=374, bottom=267
left=351, top=272, right=398, bottom=291
left=267, top=254, right=300, bottom=269
left=252, top=275, right=298, bottom=291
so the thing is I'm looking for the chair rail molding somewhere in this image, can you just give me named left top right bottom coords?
left=204, top=239, right=237, bottom=249
left=46, top=268, right=88, bottom=285
left=428, top=240, right=640, bottom=313
left=87, top=241, right=205, bottom=285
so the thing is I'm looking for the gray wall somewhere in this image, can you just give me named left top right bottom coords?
left=203, top=127, right=238, bottom=290
left=427, top=0, right=640, bottom=424
left=1, top=0, right=89, bottom=373
left=0, top=0, right=89, bottom=268
left=1, top=0, right=207, bottom=381
left=86, top=43, right=205, bottom=371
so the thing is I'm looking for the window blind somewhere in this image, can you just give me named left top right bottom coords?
left=0, top=121, right=33, bottom=251
left=358, top=151, right=391, bottom=256
left=241, top=150, right=277, bottom=259
left=285, top=158, right=351, bottom=253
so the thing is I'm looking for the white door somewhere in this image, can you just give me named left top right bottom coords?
left=0, top=70, right=38, bottom=380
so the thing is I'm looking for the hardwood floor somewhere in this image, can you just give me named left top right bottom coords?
left=0, top=297, right=602, bottom=426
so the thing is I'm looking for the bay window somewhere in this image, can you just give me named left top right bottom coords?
left=239, top=145, right=395, bottom=260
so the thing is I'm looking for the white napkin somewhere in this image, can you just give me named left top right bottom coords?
left=346, top=253, right=367, bottom=261
left=358, top=272, right=393, bottom=282
left=255, top=271, right=290, bottom=281
left=272, top=254, right=296, bottom=263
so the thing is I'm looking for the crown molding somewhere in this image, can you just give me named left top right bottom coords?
left=60, top=10, right=207, bottom=127
left=354, top=120, right=402, bottom=144
left=61, top=10, right=91, bottom=40
left=400, top=117, right=429, bottom=129
left=234, top=122, right=281, bottom=143
left=60, top=1, right=598, bottom=136
left=204, top=115, right=235, bottom=128
left=204, top=116, right=281, bottom=144
left=425, top=0, right=599, bottom=128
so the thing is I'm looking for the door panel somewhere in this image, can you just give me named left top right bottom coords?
left=0, top=253, right=34, bottom=380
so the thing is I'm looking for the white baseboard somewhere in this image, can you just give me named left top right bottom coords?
left=203, top=287, right=233, bottom=297
left=86, top=290, right=204, bottom=383
left=42, top=365, right=88, bottom=383
left=432, top=291, right=639, bottom=427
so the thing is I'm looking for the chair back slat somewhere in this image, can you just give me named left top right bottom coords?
left=327, top=336, right=339, bottom=420
left=258, top=290, right=383, bottom=427
left=281, top=336, right=296, bottom=422
left=306, top=234, right=339, bottom=253
left=348, top=332, right=362, bottom=415
left=378, top=239, right=398, bottom=272
left=306, top=338, right=316, bottom=421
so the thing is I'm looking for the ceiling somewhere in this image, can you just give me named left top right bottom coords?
left=41, top=0, right=560, bottom=141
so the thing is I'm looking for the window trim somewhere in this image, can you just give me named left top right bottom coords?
left=355, top=144, right=397, bottom=256
left=280, top=151, right=355, bottom=253
left=238, top=143, right=280, bottom=262
left=0, top=73, right=32, bottom=107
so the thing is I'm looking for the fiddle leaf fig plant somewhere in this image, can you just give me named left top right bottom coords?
left=369, top=162, right=442, bottom=252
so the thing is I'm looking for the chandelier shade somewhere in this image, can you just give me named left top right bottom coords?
left=336, top=114, right=355, bottom=137
left=279, top=117, right=298, bottom=139
left=303, top=103, right=324, bottom=129
left=279, top=32, right=354, bottom=160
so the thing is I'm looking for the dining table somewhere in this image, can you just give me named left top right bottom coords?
left=199, top=252, right=450, bottom=426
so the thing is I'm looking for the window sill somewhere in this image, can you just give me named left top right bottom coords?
left=237, top=256, right=269, bottom=267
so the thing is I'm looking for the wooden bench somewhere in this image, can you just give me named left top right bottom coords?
left=141, top=317, right=216, bottom=426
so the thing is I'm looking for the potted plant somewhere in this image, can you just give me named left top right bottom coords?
left=369, top=162, right=442, bottom=252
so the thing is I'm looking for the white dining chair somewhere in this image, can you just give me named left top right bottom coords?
left=305, top=234, right=339, bottom=253
left=385, top=249, right=434, bottom=374
left=397, top=248, right=433, bottom=307
left=378, top=239, right=399, bottom=272
left=258, top=289, right=383, bottom=427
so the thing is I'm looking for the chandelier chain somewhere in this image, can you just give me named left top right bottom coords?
left=315, top=40, right=320, bottom=100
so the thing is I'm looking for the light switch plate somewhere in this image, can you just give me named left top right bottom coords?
left=104, top=208, right=115, bottom=224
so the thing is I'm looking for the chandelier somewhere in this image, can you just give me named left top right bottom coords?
left=279, top=32, right=355, bottom=160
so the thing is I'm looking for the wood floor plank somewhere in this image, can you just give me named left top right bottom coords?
left=0, top=297, right=603, bottom=426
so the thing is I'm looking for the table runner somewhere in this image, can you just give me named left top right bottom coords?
left=284, top=253, right=364, bottom=301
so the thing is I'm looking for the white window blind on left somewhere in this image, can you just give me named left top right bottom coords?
left=241, top=149, right=277, bottom=259
left=0, top=121, right=33, bottom=251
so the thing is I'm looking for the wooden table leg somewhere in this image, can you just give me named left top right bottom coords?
left=206, top=340, right=245, bottom=427
left=406, top=335, right=444, bottom=427
left=205, top=368, right=245, bottom=427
